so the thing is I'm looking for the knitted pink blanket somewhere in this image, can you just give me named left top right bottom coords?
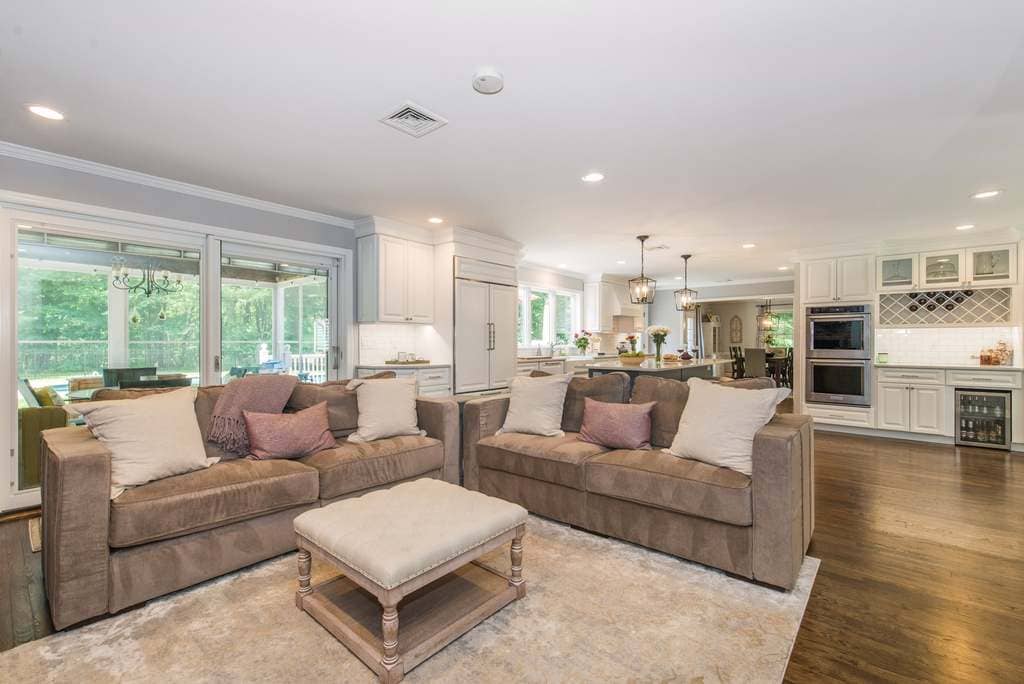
left=208, top=374, right=299, bottom=455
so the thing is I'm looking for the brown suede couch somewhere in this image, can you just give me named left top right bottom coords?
left=41, top=380, right=460, bottom=630
left=462, top=373, right=813, bottom=590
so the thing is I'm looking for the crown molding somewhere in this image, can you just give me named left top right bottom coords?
left=517, top=261, right=587, bottom=282
left=656, top=275, right=795, bottom=290
left=0, top=140, right=355, bottom=229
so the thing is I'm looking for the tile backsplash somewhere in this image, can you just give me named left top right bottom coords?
left=357, top=324, right=447, bottom=365
left=875, top=327, right=1021, bottom=366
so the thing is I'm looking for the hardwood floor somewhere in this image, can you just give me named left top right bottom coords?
left=2, top=429, right=1022, bottom=683
left=785, top=432, right=1024, bottom=683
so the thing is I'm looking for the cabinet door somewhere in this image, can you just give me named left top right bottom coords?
left=909, top=385, right=944, bottom=435
left=454, top=279, right=491, bottom=393
left=966, top=243, right=1017, bottom=285
left=876, top=383, right=910, bottom=431
left=919, top=249, right=965, bottom=287
left=803, top=259, right=836, bottom=302
left=378, top=236, right=408, bottom=322
left=489, top=285, right=519, bottom=389
left=876, top=254, right=918, bottom=291
left=836, top=256, right=873, bottom=301
left=405, top=241, right=435, bottom=323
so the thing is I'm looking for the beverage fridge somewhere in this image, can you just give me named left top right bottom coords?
left=955, top=388, right=1011, bottom=450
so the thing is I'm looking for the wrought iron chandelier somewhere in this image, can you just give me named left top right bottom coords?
left=673, top=254, right=698, bottom=311
left=110, top=258, right=184, bottom=298
left=757, top=298, right=775, bottom=330
left=628, top=235, right=657, bottom=304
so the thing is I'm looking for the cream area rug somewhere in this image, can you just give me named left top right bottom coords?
left=3, top=516, right=818, bottom=683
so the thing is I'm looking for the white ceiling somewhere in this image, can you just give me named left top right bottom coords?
left=3, top=1, right=1024, bottom=284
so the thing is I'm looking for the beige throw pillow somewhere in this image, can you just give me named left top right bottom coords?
left=345, top=377, right=424, bottom=442
left=664, top=377, right=790, bottom=475
left=73, top=387, right=215, bottom=498
left=498, top=374, right=573, bottom=437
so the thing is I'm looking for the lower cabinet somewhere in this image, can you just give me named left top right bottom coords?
left=876, top=383, right=946, bottom=435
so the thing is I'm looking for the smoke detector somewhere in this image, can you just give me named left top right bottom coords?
left=473, top=67, right=504, bottom=95
left=379, top=101, right=448, bottom=138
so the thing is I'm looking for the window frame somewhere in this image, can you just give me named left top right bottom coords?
left=517, top=284, right=582, bottom=348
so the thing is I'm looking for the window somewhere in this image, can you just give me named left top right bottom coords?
left=769, top=310, right=794, bottom=348
left=517, top=286, right=581, bottom=347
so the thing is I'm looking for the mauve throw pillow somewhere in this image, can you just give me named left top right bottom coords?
left=244, top=401, right=336, bottom=460
left=579, top=397, right=656, bottom=450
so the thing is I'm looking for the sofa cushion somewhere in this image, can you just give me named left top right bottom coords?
left=585, top=449, right=752, bottom=526
left=476, top=431, right=608, bottom=490
left=287, top=382, right=359, bottom=437
left=109, top=458, right=319, bottom=547
left=561, top=372, right=631, bottom=433
left=299, top=435, right=443, bottom=500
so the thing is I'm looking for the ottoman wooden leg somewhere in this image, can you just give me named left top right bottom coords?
left=295, top=548, right=312, bottom=609
left=380, top=603, right=403, bottom=683
left=509, top=525, right=526, bottom=598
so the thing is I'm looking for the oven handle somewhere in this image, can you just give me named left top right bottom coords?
left=809, top=314, right=870, bottom=322
left=807, top=359, right=870, bottom=366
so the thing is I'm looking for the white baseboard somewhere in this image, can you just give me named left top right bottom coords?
left=813, top=423, right=1023, bottom=453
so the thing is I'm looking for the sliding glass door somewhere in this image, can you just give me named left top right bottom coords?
left=219, top=244, right=338, bottom=384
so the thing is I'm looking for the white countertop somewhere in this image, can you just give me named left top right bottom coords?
left=355, top=363, right=451, bottom=369
left=875, top=362, right=1022, bottom=372
left=585, top=357, right=732, bottom=372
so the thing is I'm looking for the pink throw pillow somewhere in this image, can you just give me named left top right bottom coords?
left=244, top=401, right=336, bottom=460
left=579, top=397, right=655, bottom=450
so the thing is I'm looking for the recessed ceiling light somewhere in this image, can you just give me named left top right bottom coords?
left=581, top=172, right=605, bottom=183
left=674, top=276, right=682, bottom=280
left=972, top=190, right=1001, bottom=199
left=27, top=105, right=64, bottom=120
left=742, top=243, right=756, bottom=249
left=427, top=217, right=444, bottom=224
left=955, top=224, right=975, bottom=231
left=557, top=263, right=567, bottom=269
left=778, top=266, right=790, bottom=271
left=616, top=260, right=626, bottom=265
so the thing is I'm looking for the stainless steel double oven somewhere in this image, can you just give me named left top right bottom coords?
left=805, top=304, right=873, bottom=406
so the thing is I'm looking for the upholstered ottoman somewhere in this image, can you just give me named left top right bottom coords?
left=293, top=478, right=528, bottom=683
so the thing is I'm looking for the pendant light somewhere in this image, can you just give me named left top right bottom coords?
left=757, top=298, right=775, bottom=330
left=673, top=254, right=698, bottom=311
left=628, top=235, right=657, bottom=304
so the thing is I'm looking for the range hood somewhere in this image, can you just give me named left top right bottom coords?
left=612, top=315, right=642, bottom=333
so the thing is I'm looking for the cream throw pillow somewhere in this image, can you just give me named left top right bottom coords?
left=346, top=377, right=424, bottom=442
left=664, top=377, right=790, bottom=475
left=498, top=373, right=573, bottom=437
left=73, top=387, right=215, bottom=499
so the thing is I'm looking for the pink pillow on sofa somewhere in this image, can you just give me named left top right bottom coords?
left=243, top=401, right=336, bottom=460
left=579, top=397, right=655, bottom=450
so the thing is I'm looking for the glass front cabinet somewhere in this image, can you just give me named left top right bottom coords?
left=966, top=244, right=1017, bottom=285
left=919, top=249, right=965, bottom=287
left=876, top=253, right=918, bottom=291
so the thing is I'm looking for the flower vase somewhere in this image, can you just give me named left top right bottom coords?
left=655, top=341, right=663, bottom=365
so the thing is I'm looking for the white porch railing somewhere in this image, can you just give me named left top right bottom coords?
left=290, top=352, right=327, bottom=383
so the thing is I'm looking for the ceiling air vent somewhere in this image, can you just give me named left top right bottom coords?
left=379, top=101, right=448, bottom=138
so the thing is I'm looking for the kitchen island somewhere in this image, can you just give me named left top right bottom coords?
left=585, top=357, right=733, bottom=388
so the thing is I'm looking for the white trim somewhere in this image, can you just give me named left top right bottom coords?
left=0, top=141, right=355, bottom=229
left=658, top=275, right=796, bottom=290
left=516, top=261, right=588, bottom=283
left=201, top=236, right=222, bottom=385
left=1, top=208, right=18, bottom=511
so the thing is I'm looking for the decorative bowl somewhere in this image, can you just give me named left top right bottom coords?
left=618, top=354, right=646, bottom=366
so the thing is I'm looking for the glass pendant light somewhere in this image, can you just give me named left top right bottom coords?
left=628, top=235, right=657, bottom=304
left=673, top=254, right=698, bottom=311
left=757, top=298, right=775, bottom=330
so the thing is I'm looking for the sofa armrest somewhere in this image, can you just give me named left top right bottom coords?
left=41, top=426, right=112, bottom=629
left=751, top=414, right=814, bottom=590
left=416, top=397, right=461, bottom=484
left=461, top=396, right=510, bottom=490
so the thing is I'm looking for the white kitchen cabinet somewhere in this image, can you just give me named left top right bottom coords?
left=357, top=234, right=434, bottom=323
left=802, top=259, right=836, bottom=303
left=876, top=253, right=919, bottom=291
left=875, top=382, right=945, bottom=435
left=876, top=383, right=911, bottom=430
left=802, top=256, right=872, bottom=303
left=966, top=243, right=1017, bottom=285
left=454, top=279, right=516, bottom=393
left=919, top=249, right=965, bottom=288
left=909, top=385, right=945, bottom=435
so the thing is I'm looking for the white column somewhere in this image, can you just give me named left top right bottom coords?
left=107, top=284, right=129, bottom=368
left=201, top=236, right=222, bottom=385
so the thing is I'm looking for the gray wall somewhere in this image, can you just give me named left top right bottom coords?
left=646, top=293, right=682, bottom=351
left=0, top=156, right=355, bottom=250
left=696, top=279, right=794, bottom=300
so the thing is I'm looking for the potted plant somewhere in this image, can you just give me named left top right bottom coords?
left=625, top=334, right=638, bottom=353
left=573, top=330, right=593, bottom=355
left=647, top=325, right=671, bottom=365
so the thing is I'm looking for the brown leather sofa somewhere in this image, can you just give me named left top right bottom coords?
left=462, top=373, right=813, bottom=590
left=41, top=380, right=460, bottom=630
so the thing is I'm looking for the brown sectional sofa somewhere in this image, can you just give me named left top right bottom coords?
left=41, top=381, right=460, bottom=630
left=463, top=373, right=814, bottom=589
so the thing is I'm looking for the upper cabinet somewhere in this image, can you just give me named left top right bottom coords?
left=803, top=256, right=873, bottom=303
left=358, top=235, right=435, bottom=323
left=877, top=243, right=1017, bottom=291
left=584, top=281, right=625, bottom=332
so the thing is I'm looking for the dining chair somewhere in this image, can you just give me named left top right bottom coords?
left=728, top=346, right=746, bottom=379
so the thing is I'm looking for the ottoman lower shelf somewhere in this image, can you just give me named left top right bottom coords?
left=301, top=561, right=519, bottom=679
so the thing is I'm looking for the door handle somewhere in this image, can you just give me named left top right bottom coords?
left=213, top=355, right=221, bottom=373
